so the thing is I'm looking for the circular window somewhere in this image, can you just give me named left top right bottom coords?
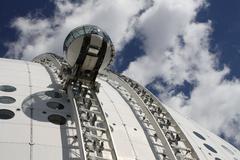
left=48, top=114, right=66, bottom=125
left=0, top=96, right=16, bottom=104
left=47, top=102, right=64, bottom=110
left=0, top=85, right=16, bottom=92
left=0, top=109, right=15, bottom=119
left=221, top=145, right=234, bottom=155
left=45, top=91, right=62, bottom=98
left=204, top=143, right=217, bottom=153
left=193, top=131, right=206, bottom=140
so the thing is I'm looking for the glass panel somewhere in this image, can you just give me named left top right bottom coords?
left=0, top=96, right=16, bottom=104
left=65, top=34, right=74, bottom=47
left=0, top=85, right=16, bottom=92
left=47, top=102, right=64, bottom=110
left=204, top=143, right=217, bottom=153
left=0, top=109, right=15, bottom=119
left=48, top=114, right=66, bottom=125
left=193, top=131, right=206, bottom=140
left=45, top=91, right=62, bottom=98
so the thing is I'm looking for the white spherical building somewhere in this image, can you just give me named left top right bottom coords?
left=0, top=25, right=239, bottom=160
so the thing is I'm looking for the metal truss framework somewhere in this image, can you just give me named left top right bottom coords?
left=33, top=53, right=199, bottom=160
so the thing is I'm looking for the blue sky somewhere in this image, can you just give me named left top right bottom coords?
left=197, top=0, right=240, bottom=79
left=0, top=0, right=240, bottom=149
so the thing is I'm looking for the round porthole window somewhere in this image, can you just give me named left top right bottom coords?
left=193, top=131, right=206, bottom=140
left=48, top=114, right=66, bottom=125
left=47, top=102, right=64, bottom=110
left=0, top=96, right=16, bottom=104
left=45, top=91, right=62, bottom=98
left=221, top=145, right=235, bottom=155
left=204, top=143, right=217, bottom=153
left=0, top=109, right=15, bottom=119
left=0, top=85, right=16, bottom=92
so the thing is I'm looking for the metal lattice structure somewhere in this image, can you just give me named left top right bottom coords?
left=32, top=50, right=200, bottom=160
left=0, top=25, right=239, bottom=160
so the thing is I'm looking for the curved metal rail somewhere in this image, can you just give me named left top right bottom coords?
left=33, top=53, right=118, bottom=160
left=105, top=70, right=199, bottom=160
left=33, top=52, right=199, bottom=160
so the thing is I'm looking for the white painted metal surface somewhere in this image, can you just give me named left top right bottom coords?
left=97, top=79, right=156, bottom=160
left=0, top=56, right=240, bottom=160
left=0, top=58, right=79, bottom=160
left=165, top=106, right=240, bottom=160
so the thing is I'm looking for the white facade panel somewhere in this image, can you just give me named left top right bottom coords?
left=0, top=56, right=240, bottom=160
left=0, top=143, right=30, bottom=160
left=0, top=122, right=30, bottom=143
left=97, top=80, right=156, bottom=160
left=165, top=105, right=240, bottom=160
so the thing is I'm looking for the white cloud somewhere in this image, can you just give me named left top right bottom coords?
left=5, top=0, right=152, bottom=60
left=123, top=0, right=240, bottom=147
left=5, top=0, right=240, bottom=148
left=123, top=0, right=208, bottom=85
